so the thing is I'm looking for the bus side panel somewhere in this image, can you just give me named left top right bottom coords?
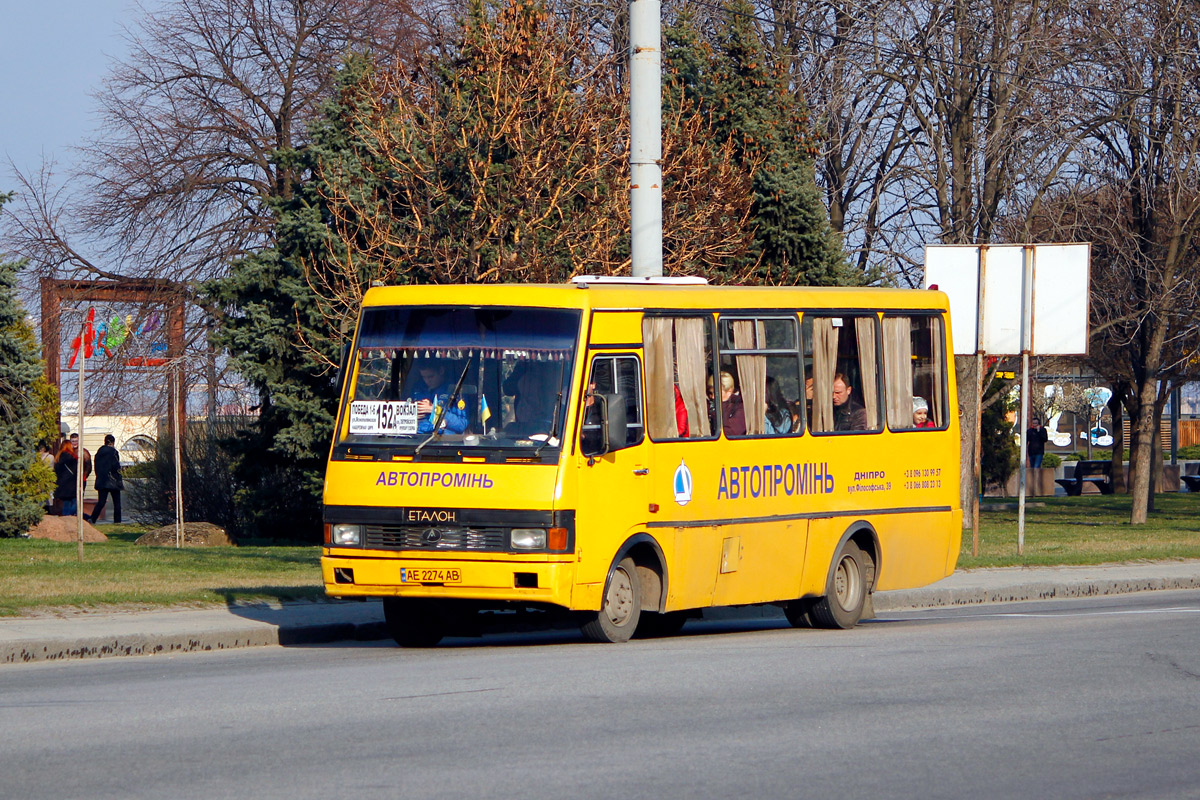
left=665, top=527, right=720, bottom=610
left=711, top=520, right=809, bottom=607
left=872, top=510, right=958, bottom=591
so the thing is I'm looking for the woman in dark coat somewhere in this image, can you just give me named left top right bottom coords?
left=53, top=440, right=80, bottom=516
left=88, top=434, right=123, bottom=524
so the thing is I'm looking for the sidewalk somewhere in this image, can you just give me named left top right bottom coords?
left=4, top=561, right=1200, bottom=665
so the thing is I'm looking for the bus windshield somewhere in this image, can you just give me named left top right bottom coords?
left=343, top=307, right=581, bottom=450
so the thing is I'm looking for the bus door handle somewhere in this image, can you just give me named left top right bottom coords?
left=633, top=468, right=649, bottom=476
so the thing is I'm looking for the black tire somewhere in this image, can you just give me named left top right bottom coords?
left=634, top=610, right=688, bottom=639
left=581, top=557, right=642, bottom=643
left=383, top=598, right=444, bottom=647
left=783, top=598, right=818, bottom=629
left=810, top=541, right=867, bottom=630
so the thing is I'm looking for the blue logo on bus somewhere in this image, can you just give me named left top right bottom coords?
left=673, top=460, right=694, bottom=506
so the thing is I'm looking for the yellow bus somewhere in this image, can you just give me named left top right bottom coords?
left=322, top=278, right=961, bottom=645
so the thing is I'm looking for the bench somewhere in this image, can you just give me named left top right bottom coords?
left=1055, top=460, right=1114, bottom=496
left=1181, top=474, right=1200, bottom=492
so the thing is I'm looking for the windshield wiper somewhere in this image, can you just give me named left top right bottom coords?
left=533, top=361, right=567, bottom=457
left=415, top=360, right=472, bottom=456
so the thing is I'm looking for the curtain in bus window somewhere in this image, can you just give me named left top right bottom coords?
left=883, top=316, right=914, bottom=429
left=811, top=317, right=838, bottom=432
left=855, top=316, right=879, bottom=429
left=930, top=318, right=945, bottom=425
left=733, top=320, right=766, bottom=435
left=675, top=318, right=711, bottom=437
left=642, top=317, right=678, bottom=439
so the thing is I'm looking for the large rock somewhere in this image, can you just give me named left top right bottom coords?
left=135, top=522, right=234, bottom=547
left=27, top=515, right=108, bottom=543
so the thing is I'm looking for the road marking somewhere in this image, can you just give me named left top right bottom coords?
left=891, top=606, right=1200, bottom=621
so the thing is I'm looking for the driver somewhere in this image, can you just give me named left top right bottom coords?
left=408, top=361, right=469, bottom=434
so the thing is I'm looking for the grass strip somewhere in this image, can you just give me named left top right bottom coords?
left=0, top=525, right=323, bottom=617
left=966, top=493, right=1200, bottom=568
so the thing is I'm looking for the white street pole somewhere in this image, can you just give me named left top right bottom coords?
left=174, top=362, right=184, bottom=549
left=1017, top=245, right=1035, bottom=556
left=629, top=0, right=663, bottom=278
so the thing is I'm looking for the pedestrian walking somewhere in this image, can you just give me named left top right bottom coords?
left=87, top=434, right=123, bottom=524
left=1027, top=417, right=1049, bottom=468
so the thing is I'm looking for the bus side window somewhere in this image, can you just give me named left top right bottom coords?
left=804, top=314, right=882, bottom=433
left=718, top=316, right=802, bottom=437
left=883, top=314, right=947, bottom=430
left=581, top=354, right=644, bottom=454
left=643, top=315, right=715, bottom=440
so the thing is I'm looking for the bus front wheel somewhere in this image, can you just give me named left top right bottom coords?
left=810, top=541, right=867, bottom=630
left=581, top=557, right=642, bottom=643
left=383, top=598, right=444, bottom=647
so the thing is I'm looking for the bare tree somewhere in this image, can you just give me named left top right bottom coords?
left=3, top=0, right=422, bottom=418
left=4, top=0, right=420, bottom=288
left=1020, top=0, right=1200, bottom=522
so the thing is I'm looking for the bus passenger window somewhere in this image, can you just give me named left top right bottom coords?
left=580, top=355, right=644, bottom=454
left=717, top=316, right=802, bottom=438
left=883, top=315, right=947, bottom=430
left=804, top=314, right=882, bottom=434
left=643, top=316, right=715, bottom=440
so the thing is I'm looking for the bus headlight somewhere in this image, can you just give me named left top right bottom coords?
left=511, top=528, right=547, bottom=550
left=331, top=524, right=362, bottom=546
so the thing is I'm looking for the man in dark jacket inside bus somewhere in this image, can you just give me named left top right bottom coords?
left=87, top=434, right=123, bottom=524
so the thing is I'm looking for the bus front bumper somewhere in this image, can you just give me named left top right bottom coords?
left=321, top=552, right=576, bottom=608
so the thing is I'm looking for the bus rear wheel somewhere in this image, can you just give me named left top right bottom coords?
left=810, top=541, right=867, bottom=630
left=581, top=557, right=641, bottom=643
left=383, top=598, right=444, bottom=647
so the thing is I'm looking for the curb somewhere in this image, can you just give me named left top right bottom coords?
left=872, top=573, right=1200, bottom=611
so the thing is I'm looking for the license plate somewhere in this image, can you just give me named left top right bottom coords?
left=400, top=567, right=463, bottom=584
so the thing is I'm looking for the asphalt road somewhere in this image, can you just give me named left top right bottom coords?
left=3, top=590, right=1199, bottom=800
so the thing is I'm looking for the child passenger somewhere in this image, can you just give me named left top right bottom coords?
left=913, top=397, right=935, bottom=428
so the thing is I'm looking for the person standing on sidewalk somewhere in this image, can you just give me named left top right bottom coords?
left=1026, top=417, right=1049, bottom=468
left=53, top=439, right=79, bottom=516
left=87, top=434, right=123, bottom=524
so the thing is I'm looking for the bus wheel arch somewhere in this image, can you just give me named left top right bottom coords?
left=579, top=534, right=668, bottom=643
left=810, top=523, right=879, bottom=630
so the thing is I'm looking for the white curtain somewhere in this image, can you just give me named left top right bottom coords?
left=855, top=316, right=879, bottom=429
left=883, top=316, right=914, bottom=429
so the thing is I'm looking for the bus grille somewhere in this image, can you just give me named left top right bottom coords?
left=363, top=525, right=508, bottom=552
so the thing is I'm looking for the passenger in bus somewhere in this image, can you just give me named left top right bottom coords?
left=708, top=371, right=746, bottom=436
left=674, top=384, right=690, bottom=437
left=913, top=397, right=935, bottom=428
left=504, top=361, right=559, bottom=435
left=764, top=376, right=793, bottom=435
left=408, top=361, right=469, bottom=435
left=832, top=372, right=868, bottom=431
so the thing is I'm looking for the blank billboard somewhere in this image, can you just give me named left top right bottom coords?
left=924, top=243, right=1090, bottom=356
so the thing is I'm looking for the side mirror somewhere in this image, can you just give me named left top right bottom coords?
left=602, top=393, right=627, bottom=451
left=581, top=393, right=628, bottom=458
left=335, top=341, right=353, bottom=400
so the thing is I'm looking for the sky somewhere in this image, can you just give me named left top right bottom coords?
left=0, top=1, right=152, bottom=188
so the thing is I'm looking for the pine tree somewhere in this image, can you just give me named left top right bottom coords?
left=666, top=1, right=858, bottom=286
left=0, top=241, right=51, bottom=536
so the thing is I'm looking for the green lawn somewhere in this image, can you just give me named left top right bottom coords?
left=0, top=524, right=324, bottom=617
left=964, top=493, right=1200, bottom=568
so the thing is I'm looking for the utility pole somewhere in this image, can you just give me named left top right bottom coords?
left=629, top=0, right=663, bottom=278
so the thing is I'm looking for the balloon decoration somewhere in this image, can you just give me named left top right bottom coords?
left=68, top=307, right=165, bottom=367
